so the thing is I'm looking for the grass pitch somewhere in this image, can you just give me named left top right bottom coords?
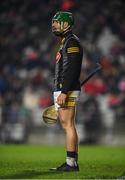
left=0, top=145, right=125, bottom=179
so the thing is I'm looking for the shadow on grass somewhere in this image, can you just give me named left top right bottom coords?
left=0, top=170, right=62, bottom=179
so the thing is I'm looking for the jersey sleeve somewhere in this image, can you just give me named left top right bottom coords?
left=61, top=38, right=83, bottom=94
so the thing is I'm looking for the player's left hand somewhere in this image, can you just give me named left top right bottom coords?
left=57, top=93, right=67, bottom=106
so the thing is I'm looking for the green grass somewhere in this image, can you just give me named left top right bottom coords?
left=0, top=145, right=125, bottom=179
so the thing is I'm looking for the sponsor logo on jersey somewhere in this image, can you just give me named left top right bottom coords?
left=56, top=52, right=61, bottom=63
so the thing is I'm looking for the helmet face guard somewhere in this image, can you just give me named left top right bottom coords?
left=52, top=11, right=74, bottom=35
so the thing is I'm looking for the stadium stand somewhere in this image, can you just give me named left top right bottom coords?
left=0, top=0, right=125, bottom=144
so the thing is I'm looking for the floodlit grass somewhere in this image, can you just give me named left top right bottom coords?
left=0, top=145, right=125, bottom=179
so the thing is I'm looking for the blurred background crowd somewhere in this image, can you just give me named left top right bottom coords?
left=0, top=0, right=125, bottom=145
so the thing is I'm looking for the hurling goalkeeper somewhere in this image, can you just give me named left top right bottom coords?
left=50, top=11, right=83, bottom=172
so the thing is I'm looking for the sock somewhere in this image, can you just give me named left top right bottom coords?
left=66, top=151, right=78, bottom=167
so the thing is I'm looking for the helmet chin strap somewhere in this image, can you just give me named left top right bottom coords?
left=53, top=22, right=71, bottom=37
left=60, top=22, right=71, bottom=35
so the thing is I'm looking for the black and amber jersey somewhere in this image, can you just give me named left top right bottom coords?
left=54, top=31, right=83, bottom=94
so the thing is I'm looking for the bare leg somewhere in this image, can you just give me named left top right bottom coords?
left=58, top=107, right=78, bottom=153
left=49, top=106, right=79, bottom=171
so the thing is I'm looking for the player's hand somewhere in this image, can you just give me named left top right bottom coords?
left=57, top=93, right=67, bottom=106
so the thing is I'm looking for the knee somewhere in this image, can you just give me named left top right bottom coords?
left=60, top=118, right=67, bottom=130
left=60, top=118, right=74, bottom=131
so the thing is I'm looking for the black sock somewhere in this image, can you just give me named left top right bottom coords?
left=66, top=151, right=78, bottom=166
left=67, top=151, right=78, bottom=161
